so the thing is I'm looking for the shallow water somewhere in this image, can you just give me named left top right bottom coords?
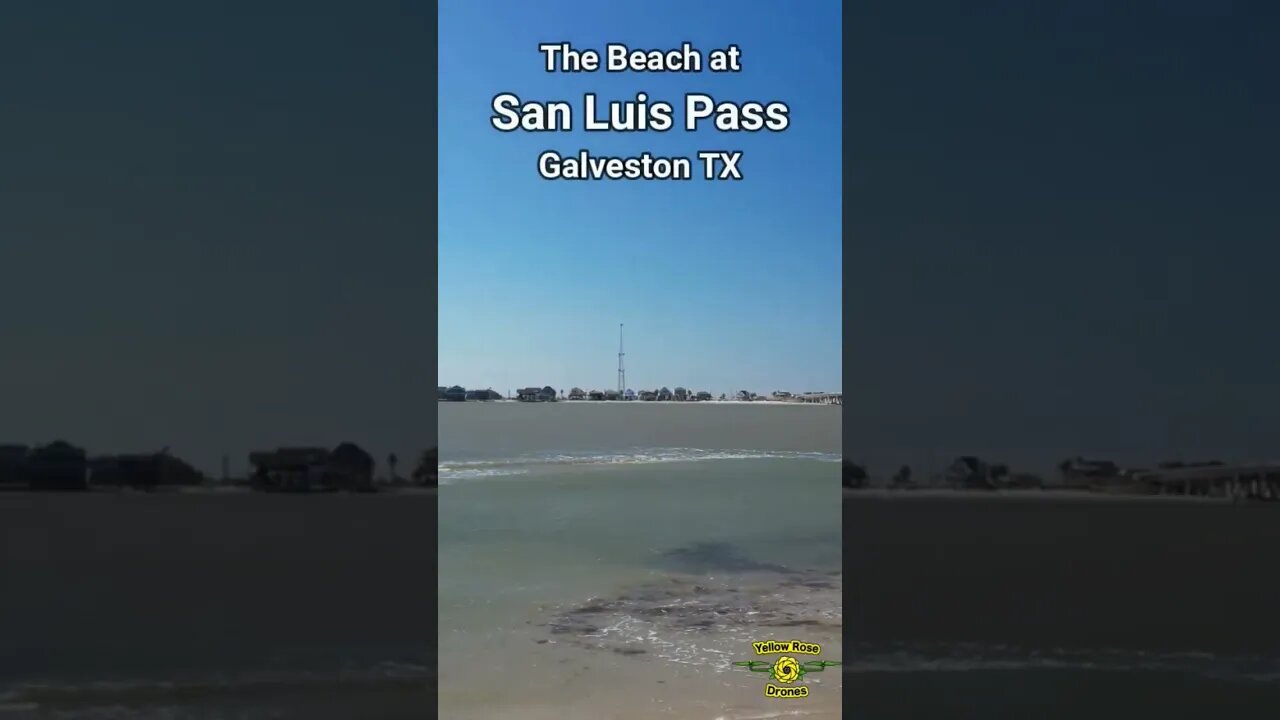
left=438, top=402, right=842, bottom=719
left=438, top=401, right=841, bottom=462
left=0, top=494, right=435, bottom=719
left=845, top=494, right=1280, bottom=717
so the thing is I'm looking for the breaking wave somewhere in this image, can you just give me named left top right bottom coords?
left=437, top=447, right=840, bottom=484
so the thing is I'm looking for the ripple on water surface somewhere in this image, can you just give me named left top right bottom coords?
left=538, top=570, right=843, bottom=671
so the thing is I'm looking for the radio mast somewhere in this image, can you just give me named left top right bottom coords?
left=617, top=323, right=626, bottom=394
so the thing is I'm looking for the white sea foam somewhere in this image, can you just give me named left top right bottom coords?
left=436, top=466, right=531, bottom=483
left=438, top=447, right=840, bottom=484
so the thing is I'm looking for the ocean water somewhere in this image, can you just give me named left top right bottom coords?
left=0, top=493, right=435, bottom=719
left=439, top=402, right=842, bottom=719
left=844, top=494, right=1280, bottom=719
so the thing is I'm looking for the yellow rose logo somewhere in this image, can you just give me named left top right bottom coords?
left=771, top=656, right=802, bottom=684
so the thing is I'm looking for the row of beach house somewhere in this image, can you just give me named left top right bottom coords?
left=438, top=386, right=841, bottom=404
left=843, top=455, right=1280, bottom=500
left=0, top=441, right=437, bottom=492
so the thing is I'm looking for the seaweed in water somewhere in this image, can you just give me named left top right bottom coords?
left=539, top=571, right=841, bottom=661
left=654, top=541, right=801, bottom=575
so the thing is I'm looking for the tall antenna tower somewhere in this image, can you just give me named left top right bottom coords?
left=617, top=323, right=626, bottom=394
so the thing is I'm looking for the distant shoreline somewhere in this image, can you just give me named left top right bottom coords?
left=438, top=399, right=837, bottom=406
left=0, top=484, right=437, bottom=496
left=843, top=487, right=1235, bottom=503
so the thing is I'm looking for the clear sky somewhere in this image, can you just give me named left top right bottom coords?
left=438, top=0, right=842, bottom=397
left=846, top=1, right=1280, bottom=476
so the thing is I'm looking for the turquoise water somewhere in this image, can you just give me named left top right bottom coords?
left=438, top=402, right=842, bottom=719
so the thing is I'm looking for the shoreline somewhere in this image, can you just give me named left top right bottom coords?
left=0, top=485, right=438, bottom=496
left=440, top=446, right=840, bottom=719
left=843, top=487, right=1235, bottom=503
left=439, top=399, right=838, bottom=406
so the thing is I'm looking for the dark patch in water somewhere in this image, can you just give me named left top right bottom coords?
left=781, top=576, right=838, bottom=590
left=656, top=542, right=799, bottom=575
left=541, top=571, right=842, bottom=660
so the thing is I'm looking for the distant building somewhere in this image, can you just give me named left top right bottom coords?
left=465, top=388, right=500, bottom=401
left=515, top=387, right=558, bottom=402
left=568, top=387, right=586, bottom=400
left=623, top=389, right=636, bottom=401
left=605, top=389, right=621, bottom=401
left=26, top=441, right=88, bottom=491
left=1059, top=457, right=1122, bottom=487
left=588, top=390, right=606, bottom=401
left=736, top=390, right=753, bottom=401
left=1134, top=463, right=1280, bottom=499
left=0, top=444, right=29, bottom=485
left=328, top=442, right=376, bottom=491
left=249, top=447, right=331, bottom=491
left=945, top=456, right=1006, bottom=490
left=90, top=452, right=204, bottom=489
left=247, top=444, right=375, bottom=492
left=639, top=390, right=657, bottom=401
left=442, top=385, right=467, bottom=402
left=695, top=391, right=713, bottom=401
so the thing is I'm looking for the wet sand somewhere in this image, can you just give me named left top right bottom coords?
left=845, top=490, right=1280, bottom=654
left=440, top=659, right=842, bottom=720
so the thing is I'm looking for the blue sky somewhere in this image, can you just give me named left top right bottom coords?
left=439, top=0, right=841, bottom=397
